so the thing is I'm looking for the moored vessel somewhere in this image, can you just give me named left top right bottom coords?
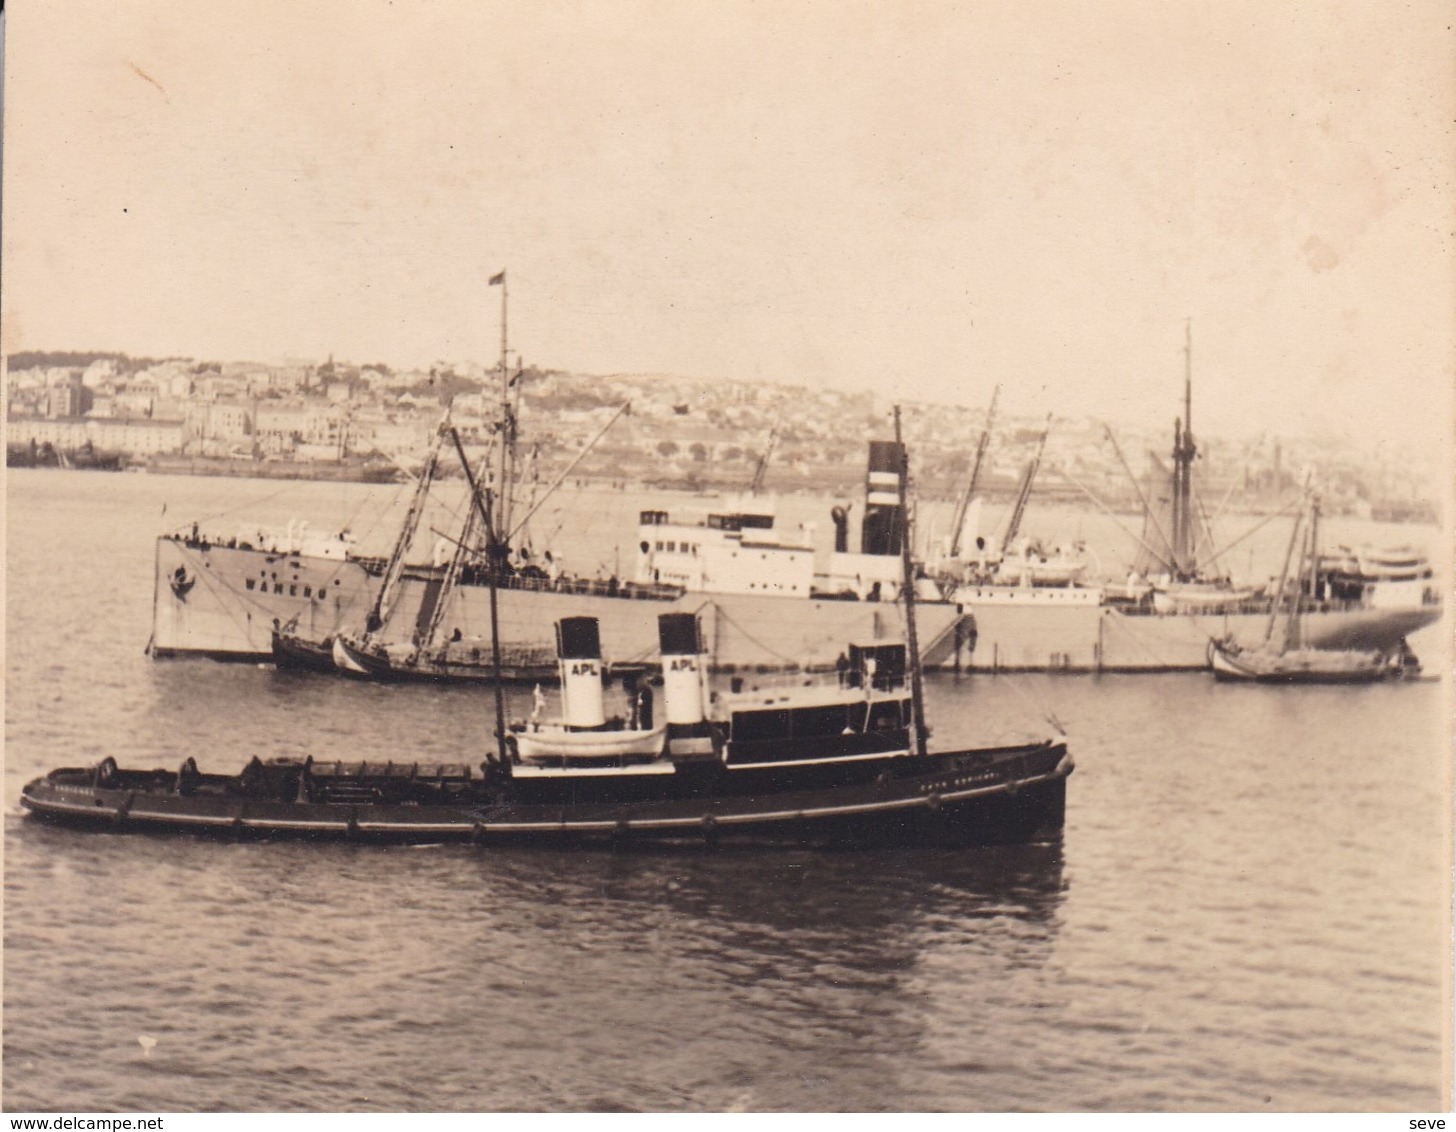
left=1208, top=487, right=1419, bottom=684
left=271, top=619, right=338, bottom=672
left=1207, top=641, right=1410, bottom=684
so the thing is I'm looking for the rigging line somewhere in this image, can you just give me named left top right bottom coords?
left=1098, top=610, right=1187, bottom=666
left=507, top=402, right=632, bottom=545
left=172, top=543, right=372, bottom=657
left=1102, top=423, right=1176, bottom=568
left=204, top=549, right=357, bottom=623
left=173, top=547, right=274, bottom=646
left=1162, top=605, right=1236, bottom=650
left=707, top=603, right=802, bottom=666
left=1061, top=470, right=1175, bottom=575
left=1194, top=498, right=1226, bottom=575
left=254, top=537, right=370, bottom=591
left=338, top=480, right=410, bottom=546
left=429, top=488, right=472, bottom=534
left=538, top=487, right=607, bottom=549
left=1190, top=497, right=1301, bottom=577
left=543, top=483, right=626, bottom=551
left=989, top=668, right=1066, bottom=734
left=1205, top=475, right=1243, bottom=530
left=186, top=479, right=319, bottom=529
left=612, top=640, right=662, bottom=666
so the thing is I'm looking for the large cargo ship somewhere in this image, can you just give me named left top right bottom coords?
left=150, top=445, right=1440, bottom=674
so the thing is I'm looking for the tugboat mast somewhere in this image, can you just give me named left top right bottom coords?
left=490, top=269, right=516, bottom=543
left=451, top=421, right=508, bottom=767
left=894, top=405, right=929, bottom=758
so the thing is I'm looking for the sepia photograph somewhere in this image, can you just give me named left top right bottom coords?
left=3, top=0, right=1452, bottom=1117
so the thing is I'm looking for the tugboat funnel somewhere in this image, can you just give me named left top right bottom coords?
left=556, top=617, right=605, bottom=729
left=658, top=613, right=707, bottom=725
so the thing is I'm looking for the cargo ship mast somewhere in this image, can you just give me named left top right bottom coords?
left=1171, top=319, right=1198, bottom=580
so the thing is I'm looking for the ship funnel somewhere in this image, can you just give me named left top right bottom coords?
left=658, top=613, right=707, bottom=725
left=556, top=617, right=605, bottom=729
left=860, top=440, right=905, bottom=557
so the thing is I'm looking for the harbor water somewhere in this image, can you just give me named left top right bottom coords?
left=5, top=469, right=1450, bottom=1112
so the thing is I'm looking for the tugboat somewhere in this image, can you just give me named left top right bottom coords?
left=21, top=409, right=1072, bottom=848
left=18, top=612, right=1071, bottom=847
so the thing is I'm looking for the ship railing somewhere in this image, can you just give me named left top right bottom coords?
left=461, top=571, right=685, bottom=601
left=715, top=668, right=907, bottom=700
left=164, top=526, right=357, bottom=560
left=1119, top=593, right=1422, bottom=618
left=1117, top=595, right=1271, bottom=617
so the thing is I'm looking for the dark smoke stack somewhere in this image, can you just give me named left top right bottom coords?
left=860, top=440, right=905, bottom=557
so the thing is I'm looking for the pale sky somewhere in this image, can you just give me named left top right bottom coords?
left=3, top=0, right=1453, bottom=449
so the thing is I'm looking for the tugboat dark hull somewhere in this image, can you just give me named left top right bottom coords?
left=19, top=741, right=1070, bottom=848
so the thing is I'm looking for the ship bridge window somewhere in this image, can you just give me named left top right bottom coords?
left=738, top=514, right=774, bottom=530
left=246, top=579, right=256, bottom=591
left=655, top=541, right=664, bottom=552
left=666, top=541, right=677, bottom=552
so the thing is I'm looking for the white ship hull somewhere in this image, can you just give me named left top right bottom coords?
left=151, top=537, right=1442, bottom=673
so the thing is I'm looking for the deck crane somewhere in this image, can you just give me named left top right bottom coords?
left=748, top=428, right=778, bottom=496
left=1001, top=414, right=1052, bottom=551
left=948, top=386, right=1000, bottom=559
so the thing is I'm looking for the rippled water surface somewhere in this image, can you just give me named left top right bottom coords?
left=5, top=470, right=1450, bottom=1111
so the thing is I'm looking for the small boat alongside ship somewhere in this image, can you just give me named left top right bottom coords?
left=271, top=618, right=337, bottom=672
left=1208, top=489, right=1419, bottom=684
left=22, top=409, right=1072, bottom=848
left=1208, top=642, right=1411, bottom=684
left=329, top=634, right=559, bottom=684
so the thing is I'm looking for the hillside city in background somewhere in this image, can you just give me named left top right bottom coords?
left=4, top=350, right=1439, bottom=524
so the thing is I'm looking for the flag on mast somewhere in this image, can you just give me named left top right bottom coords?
left=489, top=271, right=505, bottom=286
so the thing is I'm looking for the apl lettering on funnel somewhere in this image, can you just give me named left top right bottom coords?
left=555, top=616, right=605, bottom=729
left=658, top=613, right=708, bottom=728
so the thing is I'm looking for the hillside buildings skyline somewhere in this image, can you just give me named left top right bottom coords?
left=5, top=349, right=1439, bottom=524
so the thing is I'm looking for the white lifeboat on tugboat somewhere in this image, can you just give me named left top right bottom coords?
left=513, top=616, right=667, bottom=763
